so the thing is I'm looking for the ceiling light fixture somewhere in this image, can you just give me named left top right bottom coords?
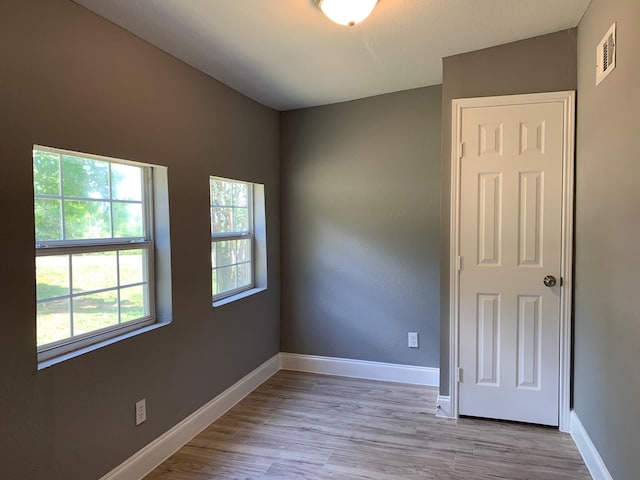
left=315, top=0, right=379, bottom=27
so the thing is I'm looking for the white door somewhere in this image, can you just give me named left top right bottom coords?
left=458, top=100, right=564, bottom=426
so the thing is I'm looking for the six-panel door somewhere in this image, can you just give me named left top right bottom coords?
left=458, top=102, right=564, bottom=426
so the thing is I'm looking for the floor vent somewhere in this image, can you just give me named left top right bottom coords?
left=596, top=23, right=616, bottom=86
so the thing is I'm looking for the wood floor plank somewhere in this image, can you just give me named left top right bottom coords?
left=145, top=371, right=590, bottom=480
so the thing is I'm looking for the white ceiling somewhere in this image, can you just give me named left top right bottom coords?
left=74, top=0, right=591, bottom=111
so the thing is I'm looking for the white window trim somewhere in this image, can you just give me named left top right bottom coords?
left=210, top=179, right=268, bottom=306
left=34, top=145, right=172, bottom=368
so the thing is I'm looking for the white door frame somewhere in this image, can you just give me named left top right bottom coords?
left=448, top=91, right=575, bottom=432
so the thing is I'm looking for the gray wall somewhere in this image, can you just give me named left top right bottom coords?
left=575, top=1, right=640, bottom=478
left=439, top=30, right=578, bottom=393
left=0, top=1, right=280, bottom=479
left=280, top=86, right=441, bottom=367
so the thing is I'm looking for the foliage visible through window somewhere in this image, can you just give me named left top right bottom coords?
left=210, top=177, right=254, bottom=300
left=34, top=146, right=153, bottom=355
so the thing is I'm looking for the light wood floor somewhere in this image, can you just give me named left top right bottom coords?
left=145, top=370, right=590, bottom=480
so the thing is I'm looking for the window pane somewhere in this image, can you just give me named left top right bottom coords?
left=237, top=262, right=251, bottom=288
left=212, top=269, right=218, bottom=296
left=210, top=179, right=227, bottom=206
left=73, top=291, right=118, bottom=335
left=210, top=178, right=249, bottom=207
left=64, top=200, right=110, bottom=239
left=215, top=240, right=236, bottom=268
left=62, top=155, right=110, bottom=199
left=111, top=163, right=142, bottom=201
left=72, top=251, right=117, bottom=294
left=216, top=265, right=236, bottom=294
left=233, top=207, right=249, bottom=232
left=212, top=206, right=233, bottom=234
left=222, top=181, right=235, bottom=205
left=33, top=151, right=60, bottom=195
left=113, top=202, right=143, bottom=238
left=34, top=199, right=62, bottom=242
left=236, top=238, right=252, bottom=263
left=37, top=299, right=71, bottom=346
left=120, top=285, right=147, bottom=322
left=234, top=182, right=248, bottom=207
left=36, top=255, right=69, bottom=300
left=119, top=249, right=145, bottom=286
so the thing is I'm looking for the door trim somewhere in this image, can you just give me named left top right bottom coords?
left=448, top=91, right=575, bottom=431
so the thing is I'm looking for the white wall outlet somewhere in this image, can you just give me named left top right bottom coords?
left=135, top=399, right=146, bottom=426
left=408, top=332, right=419, bottom=348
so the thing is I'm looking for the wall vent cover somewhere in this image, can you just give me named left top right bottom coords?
left=596, top=22, right=616, bottom=86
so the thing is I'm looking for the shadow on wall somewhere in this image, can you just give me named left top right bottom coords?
left=281, top=87, right=442, bottom=367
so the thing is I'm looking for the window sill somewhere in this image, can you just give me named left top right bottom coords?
left=37, top=319, right=171, bottom=371
left=213, top=287, right=267, bottom=307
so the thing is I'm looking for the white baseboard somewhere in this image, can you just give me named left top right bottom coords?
left=99, top=354, right=280, bottom=480
left=279, top=353, right=439, bottom=386
left=99, top=357, right=618, bottom=480
left=435, top=395, right=451, bottom=418
left=100, top=353, right=438, bottom=479
left=570, top=410, right=613, bottom=480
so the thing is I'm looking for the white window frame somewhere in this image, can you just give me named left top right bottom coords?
left=34, top=145, right=159, bottom=363
left=210, top=176, right=256, bottom=302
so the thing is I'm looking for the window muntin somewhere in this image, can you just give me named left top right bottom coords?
left=210, top=177, right=254, bottom=300
left=34, top=146, right=154, bottom=358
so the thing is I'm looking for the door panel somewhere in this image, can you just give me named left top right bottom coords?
left=516, top=294, right=541, bottom=389
left=476, top=293, right=500, bottom=386
left=477, top=173, right=502, bottom=266
left=518, top=171, right=543, bottom=266
left=458, top=102, right=563, bottom=426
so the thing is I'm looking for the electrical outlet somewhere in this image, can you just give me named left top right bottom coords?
left=408, top=332, right=419, bottom=348
left=135, top=399, right=146, bottom=426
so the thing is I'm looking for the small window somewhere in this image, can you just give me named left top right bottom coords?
left=34, top=146, right=170, bottom=364
left=210, top=177, right=255, bottom=300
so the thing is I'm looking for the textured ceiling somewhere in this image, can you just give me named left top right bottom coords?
left=73, top=0, right=591, bottom=111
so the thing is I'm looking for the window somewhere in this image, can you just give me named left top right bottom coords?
left=210, top=177, right=255, bottom=300
left=33, top=145, right=171, bottom=363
